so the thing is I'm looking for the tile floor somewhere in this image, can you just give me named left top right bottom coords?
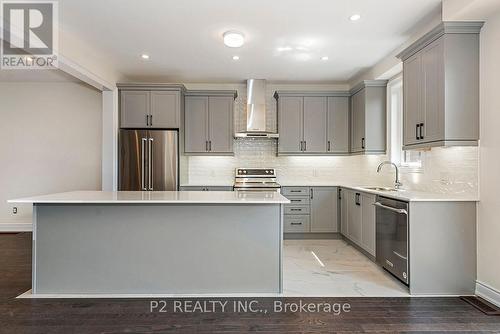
left=283, top=239, right=410, bottom=297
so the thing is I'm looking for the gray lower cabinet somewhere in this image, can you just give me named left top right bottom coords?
left=276, top=93, right=350, bottom=155
left=350, top=81, right=387, bottom=154
left=282, top=186, right=337, bottom=234
left=340, top=188, right=376, bottom=256
left=180, top=186, right=233, bottom=191
left=360, top=192, right=376, bottom=256
left=184, top=94, right=234, bottom=155
left=310, top=187, right=338, bottom=232
left=397, top=22, right=482, bottom=149
left=120, top=89, right=181, bottom=129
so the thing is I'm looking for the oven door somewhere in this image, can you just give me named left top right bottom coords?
left=375, top=196, right=409, bottom=285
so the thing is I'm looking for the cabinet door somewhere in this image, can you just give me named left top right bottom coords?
left=347, top=191, right=362, bottom=245
left=351, top=90, right=365, bottom=152
left=421, top=37, right=444, bottom=143
left=310, top=187, right=338, bottom=232
left=403, top=53, right=422, bottom=146
left=361, top=193, right=376, bottom=256
left=150, top=91, right=180, bottom=128
left=208, top=97, right=234, bottom=153
left=278, top=96, right=303, bottom=153
left=327, top=97, right=349, bottom=153
left=340, top=189, right=348, bottom=236
left=185, top=96, right=209, bottom=153
left=303, top=97, right=328, bottom=153
left=120, top=91, right=149, bottom=128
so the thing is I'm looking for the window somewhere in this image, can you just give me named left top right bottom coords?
left=388, top=75, right=423, bottom=171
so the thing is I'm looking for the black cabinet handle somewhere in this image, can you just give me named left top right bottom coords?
left=419, top=123, right=424, bottom=140
left=361, top=138, right=365, bottom=149
left=150, top=115, right=153, bottom=126
left=310, top=188, right=313, bottom=199
left=290, top=222, right=303, bottom=225
left=338, top=188, right=342, bottom=200
left=328, top=141, right=331, bottom=151
left=355, top=193, right=361, bottom=206
left=416, top=124, right=420, bottom=140
left=304, top=141, right=307, bottom=151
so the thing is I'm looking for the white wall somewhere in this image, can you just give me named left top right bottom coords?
left=0, top=81, right=102, bottom=228
left=477, top=9, right=500, bottom=300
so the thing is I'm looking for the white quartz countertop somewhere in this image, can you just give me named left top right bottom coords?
left=8, top=191, right=291, bottom=204
left=281, top=183, right=478, bottom=202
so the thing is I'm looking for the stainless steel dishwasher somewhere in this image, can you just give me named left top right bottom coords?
left=374, top=196, right=409, bottom=285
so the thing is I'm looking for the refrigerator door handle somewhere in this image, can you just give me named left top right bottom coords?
left=141, top=138, right=147, bottom=190
left=148, top=138, right=154, bottom=190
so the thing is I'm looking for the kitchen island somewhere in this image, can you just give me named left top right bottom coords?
left=9, top=191, right=290, bottom=296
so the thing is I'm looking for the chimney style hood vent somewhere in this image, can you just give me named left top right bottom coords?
left=234, top=79, right=279, bottom=138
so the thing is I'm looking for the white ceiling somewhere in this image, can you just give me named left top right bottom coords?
left=59, top=0, right=442, bottom=83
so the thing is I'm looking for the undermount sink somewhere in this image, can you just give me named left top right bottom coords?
left=362, top=186, right=398, bottom=192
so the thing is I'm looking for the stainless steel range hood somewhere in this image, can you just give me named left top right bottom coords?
left=234, top=79, right=279, bottom=138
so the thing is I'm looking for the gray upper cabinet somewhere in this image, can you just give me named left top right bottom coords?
left=278, top=96, right=303, bottom=154
left=327, top=97, right=350, bottom=154
left=119, top=86, right=182, bottom=129
left=310, top=187, right=338, bottom=233
left=120, top=91, right=150, bottom=128
left=150, top=91, right=180, bottom=128
left=303, top=97, right=328, bottom=153
left=276, top=92, right=350, bottom=155
left=185, top=96, right=208, bottom=153
left=349, top=81, right=387, bottom=154
left=184, top=91, right=236, bottom=155
left=397, top=22, right=483, bottom=150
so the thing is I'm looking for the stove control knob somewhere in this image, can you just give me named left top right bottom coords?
left=243, top=170, right=247, bottom=174
left=265, top=170, right=269, bottom=173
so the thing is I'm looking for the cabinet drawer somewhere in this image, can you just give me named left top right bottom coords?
left=284, top=206, right=310, bottom=215
left=282, top=187, right=310, bottom=196
left=286, top=197, right=310, bottom=205
left=284, top=216, right=310, bottom=233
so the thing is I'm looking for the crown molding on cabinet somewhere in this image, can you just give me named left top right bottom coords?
left=396, top=21, right=484, bottom=61
left=116, top=83, right=187, bottom=93
left=273, top=90, right=350, bottom=100
left=349, top=80, right=389, bottom=96
left=184, top=90, right=238, bottom=99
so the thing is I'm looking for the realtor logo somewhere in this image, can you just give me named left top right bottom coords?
left=1, top=0, right=58, bottom=69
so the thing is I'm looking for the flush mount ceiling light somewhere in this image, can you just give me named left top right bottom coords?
left=320, top=56, right=329, bottom=61
left=349, top=14, right=361, bottom=21
left=223, top=31, right=245, bottom=48
left=141, top=54, right=150, bottom=59
left=232, top=55, right=240, bottom=60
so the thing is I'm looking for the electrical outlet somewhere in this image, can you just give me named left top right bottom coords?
left=13, top=207, right=17, bottom=214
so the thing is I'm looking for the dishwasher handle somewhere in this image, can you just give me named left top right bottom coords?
left=373, top=202, right=408, bottom=215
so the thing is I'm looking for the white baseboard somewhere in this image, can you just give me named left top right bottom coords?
left=0, top=222, right=32, bottom=232
left=476, top=280, right=500, bottom=307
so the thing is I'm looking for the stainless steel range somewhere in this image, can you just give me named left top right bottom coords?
left=233, top=168, right=281, bottom=192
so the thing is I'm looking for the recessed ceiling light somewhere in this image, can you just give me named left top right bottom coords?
left=277, top=46, right=293, bottom=52
left=232, top=55, right=240, bottom=60
left=141, top=54, right=150, bottom=60
left=349, top=14, right=361, bottom=21
left=320, top=56, right=329, bottom=61
left=223, top=31, right=245, bottom=48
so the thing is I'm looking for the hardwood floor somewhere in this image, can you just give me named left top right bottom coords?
left=1, top=233, right=499, bottom=333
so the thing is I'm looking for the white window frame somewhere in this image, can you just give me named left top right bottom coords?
left=387, top=75, right=424, bottom=172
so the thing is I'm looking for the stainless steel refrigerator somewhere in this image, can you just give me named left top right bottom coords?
left=119, top=129, right=178, bottom=191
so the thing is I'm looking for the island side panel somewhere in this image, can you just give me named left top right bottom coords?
left=34, top=203, right=282, bottom=294
left=409, top=201, right=477, bottom=295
